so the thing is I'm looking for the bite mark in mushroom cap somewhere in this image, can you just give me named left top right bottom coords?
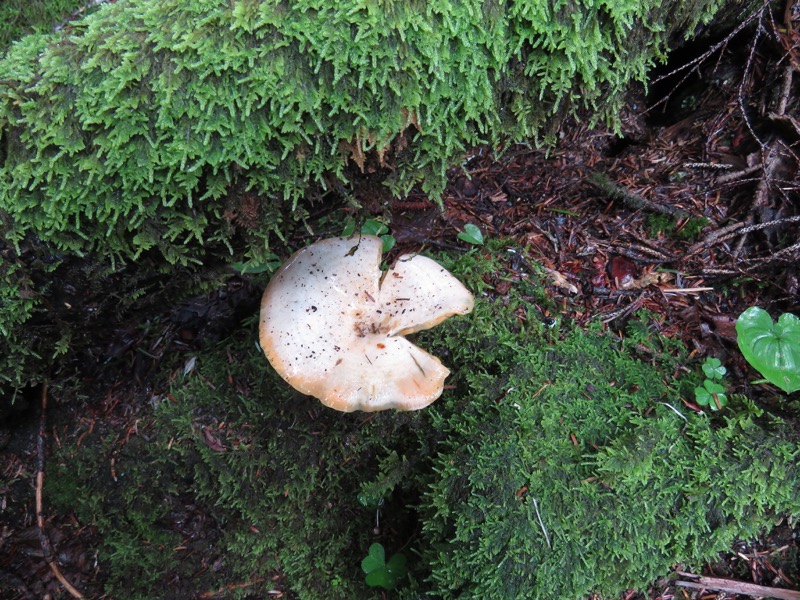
left=259, top=236, right=474, bottom=412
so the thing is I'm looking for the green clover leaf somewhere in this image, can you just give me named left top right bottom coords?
left=695, top=379, right=727, bottom=411
left=361, top=543, right=407, bottom=590
left=701, top=357, right=726, bottom=381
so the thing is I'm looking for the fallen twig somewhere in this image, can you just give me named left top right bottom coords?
left=687, top=215, right=800, bottom=258
left=741, top=239, right=800, bottom=264
left=661, top=287, right=715, bottom=294
left=36, top=383, right=85, bottom=600
left=677, top=571, right=800, bottom=600
left=198, top=577, right=269, bottom=598
left=649, top=0, right=768, bottom=91
left=587, top=172, right=692, bottom=221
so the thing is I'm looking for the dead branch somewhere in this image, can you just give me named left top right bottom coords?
left=776, top=63, right=793, bottom=116
left=716, top=163, right=762, bottom=185
left=736, top=214, right=800, bottom=235
left=198, top=577, right=269, bottom=598
left=587, top=172, right=692, bottom=221
left=677, top=571, right=800, bottom=600
left=733, top=144, right=783, bottom=256
left=687, top=215, right=800, bottom=257
left=741, top=239, right=800, bottom=264
left=686, top=220, right=746, bottom=255
left=648, top=0, right=770, bottom=111
left=737, top=13, right=768, bottom=150
left=36, top=383, right=85, bottom=600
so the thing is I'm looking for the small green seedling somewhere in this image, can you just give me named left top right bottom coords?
left=231, top=253, right=282, bottom=274
left=343, top=218, right=396, bottom=252
left=694, top=357, right=728, bottom=410
left=736, top=307, right=800, bottom=393
left=361, top=543, right=407, bottom=590
left=457, top=223, right=484, bottom=246
left=701, top=356, right=727, bottom=380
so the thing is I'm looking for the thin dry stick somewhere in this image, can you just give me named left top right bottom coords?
left=687, top=220, right=746, bottom=255
left=741, top=239, right=800, bottom=264
left=531, top=497, right=551, bottom=549
left=737, top=16, right=768, bottom=151
left=776, top=63, right=793, bottom=116
left=661, top=287, right=715, bottom=294
left=36, top=383, right=85, bottom=600
left=733, top=144, right=780, bottom=257
left=198, top=577, right=268, bottom=599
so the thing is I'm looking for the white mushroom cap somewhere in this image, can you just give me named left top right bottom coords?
left=259, top=236, right=474, bottom=412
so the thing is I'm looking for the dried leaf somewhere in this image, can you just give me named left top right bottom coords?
left=202, top=426, right=226, bottom=452
left=544, top=267, right=578, bottom=294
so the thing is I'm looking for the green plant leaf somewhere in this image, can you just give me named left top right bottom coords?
left=694, top=385, right=709, bottom=404
left=736, top=307, right=800, bottom=393
left=457, top=223, right=484, bottom=245
left=231, top=254, right=281, bottom=274
left=341, top=218, right=357, bottom=237
left=695, top=380, right=727, bottom=410
left=365, top=570, right=389, bottom=588
left=361, top=543, right=385, bottom=575
left=362, top=543, right=407, bottom=589
left=701, top=357, right=726, bottom=380
left=703, top=380, right=725, bottom=395
left=357, top=219, right=395, bottom=252
left=380, top=234, right=396, bottom=253
left=384, top=553, right=408, bottom=583
left=361, top=219, right=388, bottom=237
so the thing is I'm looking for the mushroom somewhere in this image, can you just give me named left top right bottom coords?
left=259, top=236, right=474, bottom=412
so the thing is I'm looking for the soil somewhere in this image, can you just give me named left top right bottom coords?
left=2, top=4, right=800, bottom=599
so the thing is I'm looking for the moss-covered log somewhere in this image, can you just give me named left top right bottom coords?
left=1, top=0, right=724, bottom=263
left=0, top=0, right=736, bottom=395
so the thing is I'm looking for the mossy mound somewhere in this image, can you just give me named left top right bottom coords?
left=1, top=0, right=725, bottom=264
left=0, top=0, right=90, bottom=52
left=47, top=245, right=800, bottom=599
left=0, top=0, right=730, bottom=396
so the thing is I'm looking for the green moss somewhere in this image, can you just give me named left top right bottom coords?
left=420, top=324, right=799, bottom=598
left=0, top=0, right=731, bottom=397
left=46, top=246, right=799, bottom=599
left=679, top=215, right=710, bottom=240
left=0, top=254, right=40, bottom=391
left=0, top=248, right=71, bottom=394
left=1, top=0, right=724, bottom=265
left=646, top=213, right=675, bottom=237
left=0, top=0, right=93, bottom=53
left=647, top=213, right=709, bottom=240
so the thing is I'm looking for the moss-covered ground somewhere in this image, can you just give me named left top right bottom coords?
left=39, top=243, right=799, bottom=599
left=2, top=2, right=800, bottom=598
